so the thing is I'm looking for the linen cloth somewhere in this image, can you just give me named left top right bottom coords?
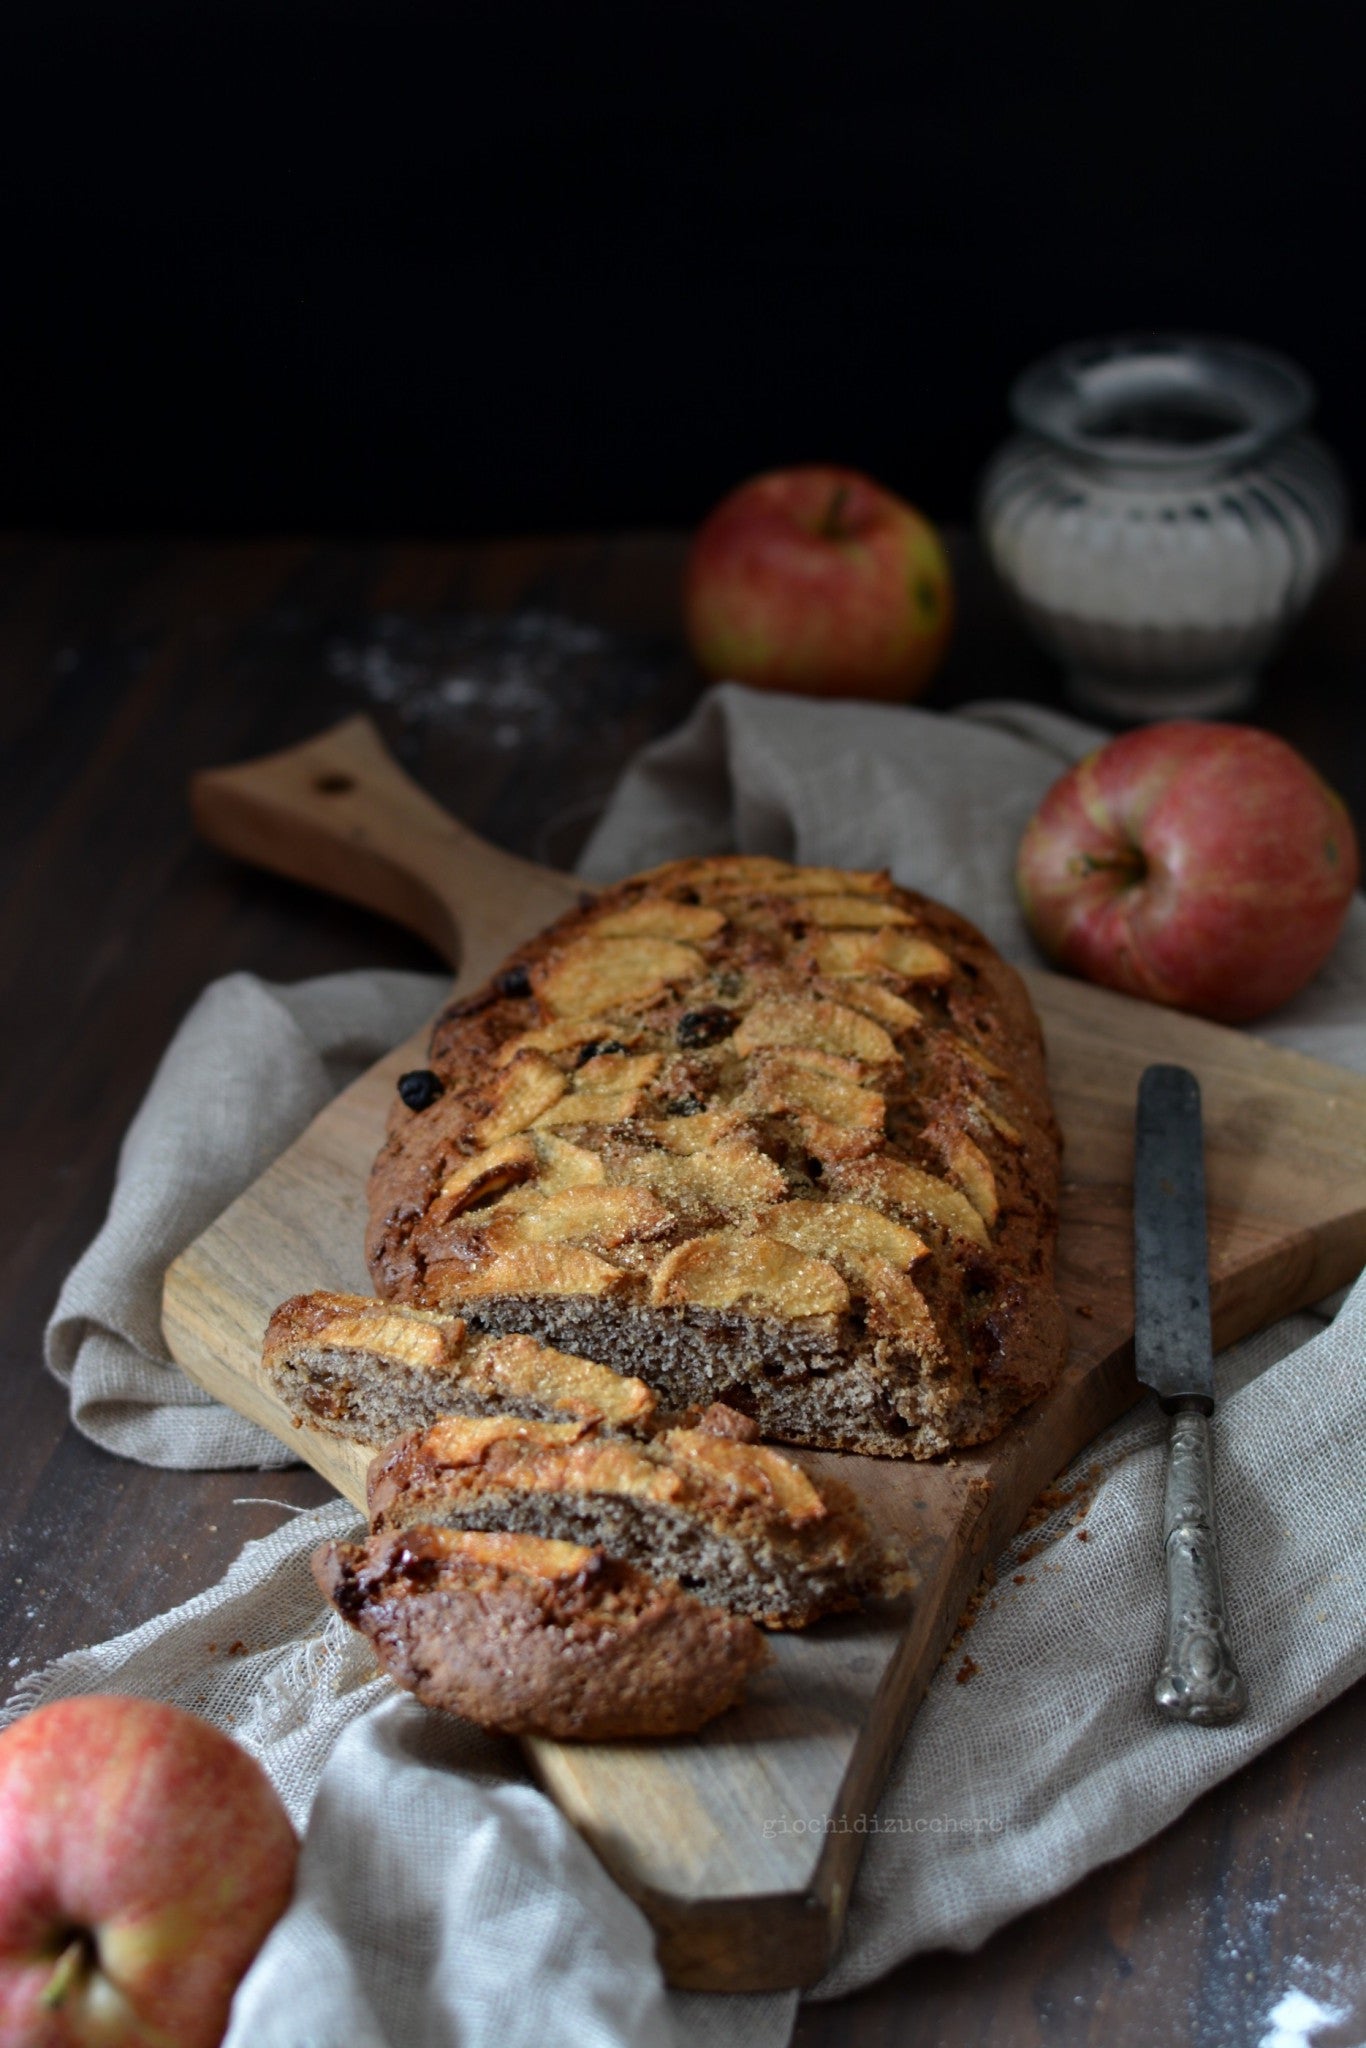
left=19, top=685, right=1366, bottom=2036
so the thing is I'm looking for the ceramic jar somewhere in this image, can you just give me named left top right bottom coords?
left=979, top=335, right=1347, bottom=720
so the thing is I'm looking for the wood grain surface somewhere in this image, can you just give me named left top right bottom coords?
left=164, top=716, right=1366, bottom=1991
left=5, top=531, right=1366, bottom=2042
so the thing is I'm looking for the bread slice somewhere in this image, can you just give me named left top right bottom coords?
left=262, top=1291, right=655, bottom=1445
left=314, top=1527, right=767, bottom=1739
left=367, top=1409, right=888, bottom=1629
left=367, top=856, right=1067, bottom=1458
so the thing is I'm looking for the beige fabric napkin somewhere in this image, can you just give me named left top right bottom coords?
left=21, top=684, right=1366, bottom=2036
left=2, top=1506, right=790, bottom=2048
left=45, top=969, right=446, bottom=1469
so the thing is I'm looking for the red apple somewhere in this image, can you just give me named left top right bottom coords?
left=1016, top=721, right=1359, bottom=1023
left=0, top=1695, right=297, bottom=2048
left=684, top=465, right=954, bottom=701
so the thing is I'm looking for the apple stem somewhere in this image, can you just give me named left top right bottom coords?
left=821, top=484, right=852, bottom=539
left=1073, top=849, right=1147, bottom=882
left=41, top=1934, right=92, bottom=2010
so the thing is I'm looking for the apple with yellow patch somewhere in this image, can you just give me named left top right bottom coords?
left=0, top=1695, right=297, bottom=2047
left=1017, top=721, right=1359, bottom=1022
left=685, top=465, right=954, bottom=701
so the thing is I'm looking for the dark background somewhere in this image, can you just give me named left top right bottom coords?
left=3, top=0, right=1362, bottom=538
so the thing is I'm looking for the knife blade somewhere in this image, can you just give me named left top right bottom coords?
left=1134, top=1063, right=1247, bottom=1724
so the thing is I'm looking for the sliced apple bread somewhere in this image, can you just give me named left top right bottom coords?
left=367, top=854, right=1067, bottom=1458
left=314, top=1527, right=767, bottom=1739
left=262, top=1290, right=655, bottom=1445
left=366, top=1409, right=886, bottom=1629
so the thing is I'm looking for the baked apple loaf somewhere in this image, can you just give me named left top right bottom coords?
left=368, top=855, right=1067, bottom=1458
left=262, top=1290, right=655, bottom=1444
left=314, top=1528, right=766, bottom=1739
left=366, top=1407, right=886, bottom=1628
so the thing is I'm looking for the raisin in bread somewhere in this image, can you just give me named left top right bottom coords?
left=368, top=855, right=1067, bottom=1459
left=315, top=1528, right=766, bottom=1739
left=263, top=1291, right=654, bottom=1444
left=366, top=1409, right=885, bottom=1629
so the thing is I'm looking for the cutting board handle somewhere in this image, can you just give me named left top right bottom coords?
left=191, top=716, right=586, bottom=988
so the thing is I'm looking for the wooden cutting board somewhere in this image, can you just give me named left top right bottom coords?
left=163, top=715, right=1366, bottom=1993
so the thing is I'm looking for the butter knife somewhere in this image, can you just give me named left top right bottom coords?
left=1135, top=1063, right=1247, bottom=1724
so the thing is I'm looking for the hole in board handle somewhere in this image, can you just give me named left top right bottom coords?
left=313, top=773, right=356, bottom=795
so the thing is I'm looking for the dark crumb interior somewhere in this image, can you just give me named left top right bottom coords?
left=376, top=1482, right=866, bottom=1628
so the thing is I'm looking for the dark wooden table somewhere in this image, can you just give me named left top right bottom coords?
left=3, top=529, right=1364, bottom=2047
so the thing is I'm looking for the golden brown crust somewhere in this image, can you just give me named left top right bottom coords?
left=314, top=1527, right=767, bottom=1739
left=366, top=1413, right=885, bottom=1629
left=366, top=856, right=1066, bottom=1458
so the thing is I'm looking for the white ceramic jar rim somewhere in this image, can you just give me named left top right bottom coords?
left=1010, top=334, right=1315, bottom=476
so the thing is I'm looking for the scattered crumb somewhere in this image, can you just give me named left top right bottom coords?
left=955, top=1656, right=979, bottom=1685
left=206, top=1642, right=217, bottom=1654
left=1019, top=1464, right=1103, bottom=1536
left=942, top=1562, right=998, bottom=1662
left=1076, top=1528, right=1091, bottom=1542
left=227, top=1640, right=247, bottom=1656
left=1074, top=1303, right=1095, bottom=1319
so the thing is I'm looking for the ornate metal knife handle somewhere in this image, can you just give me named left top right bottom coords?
left=1154, top=1403, right=1247, bottom=1723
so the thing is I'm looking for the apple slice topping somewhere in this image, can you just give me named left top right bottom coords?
left=590, top=900, right=727, bottom=943
left=650, top=1231, right=849, bottom=1316
left=786, top=894, right=918, bottom=929
left=757, top=1197, right=928, bottom=1273
left=732, top=995, right=897, bottom=1066
left=434, top=1241, right=628, bottom=1299
left=536, top=935, right=703, bottom=1018
left=472, top=1051, right=568, bottom=1145
left=494, top=1015, right=642, bottom=1066
left=613, top=1137, right=787, bottom=1217
left=439, top=1135, right=540, bottom=1214
left=496, top=1183, right=674, bottom=1250
left=831, top=1156, right=991, bottom=1248
left=808, top=929, right=954, bottom=983
left=938, top=1130, right=1000, bottom=1225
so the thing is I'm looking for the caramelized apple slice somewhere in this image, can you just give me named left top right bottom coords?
left=530, top=1132, right=608, bottom=1189
left=436, top=1242, right=628, bottom=1300
left=473, top=1053, right=568, bottom=1145
left=836, top=979, right=922, bottom=1031
left=481, top=1334, right=656, bottom=1430
left=662, top=1429, right=828, bottom=1523
left=832, top=1156, right=990, bottom=1248
left=495, top=1017, right=641, bottom=1067
left=787, top=894, right=917, bottom=929
left=732, top=996, right=896, bottom=1066
left=590, top=900, right=727, bottom=943
left=537, top=935, right=702, bottom=1019
left=847, top=1254, right=949, bottom=1359
left=757, top=1197, right=927, bottom=1271
left=745, top=1052, right=886, bottom=1160
left=531, top=1050, right=663, bottom=1129
left=939, top=1131, right=999, bottom=1225
left=501, top=1183, right=674, bottom=1250
left=614, top=1139, right=787, bottom=1217
left=650, top=1231, right=848, bottom=1316
left=809, top=929, right=953, bottom=982
left=311, top=1303, right=467, bottom=1370
left=439, top=1136, right=538, bottom=1214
